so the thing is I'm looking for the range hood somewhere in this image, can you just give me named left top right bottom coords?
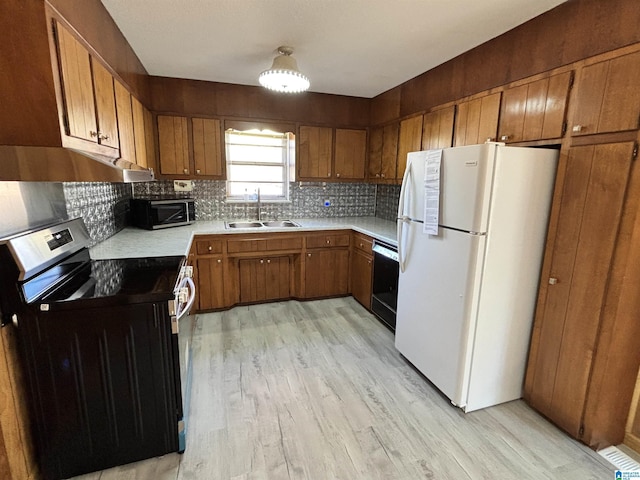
left=0, top=146, right=154, bottom=183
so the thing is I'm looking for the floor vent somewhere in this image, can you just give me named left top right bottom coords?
left=598, top=446, right=640, bottom=471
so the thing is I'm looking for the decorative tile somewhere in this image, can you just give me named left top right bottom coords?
left=375, top=184, right=400, bottom=221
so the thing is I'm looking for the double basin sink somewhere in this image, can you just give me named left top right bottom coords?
left=225, top=220, right=301, bottom=229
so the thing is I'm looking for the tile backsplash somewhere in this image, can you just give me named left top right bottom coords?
left=61, top=180, right=400, bottom=244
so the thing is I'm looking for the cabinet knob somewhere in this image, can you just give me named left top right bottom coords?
left=100, top=133, right=110, bottom=140
left=572, top=125, right=584, bottom=133
left=548, top=277, right=558, bottom=285
left=196, top=169, right=201, bottom=174
left=327, top=173, right=331, bottom=177
left=326, top=239, right=330, bottom=244
left=183, top=168, right=189, bottom=174
left=375, top=173, right=380, bottom=177
left=267, top=259, right=271, bottom=264
left=359, top=243, right=363, bottom=247
left=307, top=253, right=312, bottom=257
left=500, top=135, right=510, bottom=141
left=336, top=173, right=340, bottom=178
left=486, top=137, right=494, bottom=142
left=208, top=246, right=212, bottom=251
left=217, top=259, right=221, bottom=263
left=368, top=260, right=371, bottom=265
left=381, top=173, right=385, bottom=178
left=260, top=259, right=264, bottom=264
left=90, top=130, right=98, bottom=138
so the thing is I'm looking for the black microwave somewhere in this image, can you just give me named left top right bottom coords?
left=130, top=198, right=196, bottom=230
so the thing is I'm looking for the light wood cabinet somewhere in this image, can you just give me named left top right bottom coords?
left=114, top=80, right=136, bottom=164
left=334, top=128, right=367, bottom=180
left=422, top=106, right=455, bottom=150
left=368, top=123, right=398, bottom=182
left=298, top=125, right=333, bottom=179
left=157, top=115, right=190, bottom=175
left=524, top=141, right=636, bottom=440
left=625, top=368, right=640, bottom=453
left=192, top=117, right=224, bottom=178
left=239, top=256, right=291, bottom=303
left=571, top=51, right=640, bottom=136
left=454, top=93, right=501, bottom=146
left=304, top=249, right=350, bottom=298
left=351, top=232, right=374, bottom=309
left=498, top=71, right=572, bottom=143
left=396, top=115, right=423, bottom=180
left=54, top=21, right=118, bottom=155
left=197, top=257, right=225, bottom=310
left=131, top=96, right=147, bottom=168
left=142, top=107, right=156, bottom=169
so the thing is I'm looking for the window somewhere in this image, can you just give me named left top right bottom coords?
left=225, top=128, right=295, bottom=202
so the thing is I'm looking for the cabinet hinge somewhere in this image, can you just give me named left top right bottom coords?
left=568, top=71, right=575, bottom=89
left=633, top=142, right=638, bottom=161
left=578, top=425, right=584, bottom=437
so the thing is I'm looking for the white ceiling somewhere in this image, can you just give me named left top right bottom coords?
left=101, top=0, right=567, bottom=98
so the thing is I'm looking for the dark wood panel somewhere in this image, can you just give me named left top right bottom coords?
left=395, top=0, right=640, bottom=117
left=150, top=77, right=370, bottom=127
left=370, top=87, right=401, bottom=126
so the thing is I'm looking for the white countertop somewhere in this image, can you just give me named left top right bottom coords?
left=89, top=216, right=397, bottom=259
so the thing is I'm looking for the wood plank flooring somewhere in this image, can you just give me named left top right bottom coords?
left=72, top=298, right=614, bottom=480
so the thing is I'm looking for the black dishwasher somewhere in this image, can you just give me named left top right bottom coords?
left=371, top=240, right=399, bottom=331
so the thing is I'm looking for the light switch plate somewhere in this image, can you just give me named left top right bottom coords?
left=174, top=180, right=193, bottom=192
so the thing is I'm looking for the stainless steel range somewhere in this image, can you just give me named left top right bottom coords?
left=0, top=218, right=195, bottom=480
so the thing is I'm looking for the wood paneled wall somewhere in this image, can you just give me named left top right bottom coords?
left=149, top=77, right=371, bottom=128
left=371, top=0, right=640, bottom=124
left=47, top=0, right=150, bottom=104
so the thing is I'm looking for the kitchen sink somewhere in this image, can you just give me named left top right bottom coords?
left=225, top=220, right=300, bottom=229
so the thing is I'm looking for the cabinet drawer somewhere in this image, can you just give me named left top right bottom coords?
left=227, top=236, right=302, bottom=253
left=352, top=233, right=373, bottom=255
left=195, top=238, right=223, bottom=255
left=306, top=233, right=350, bottom=249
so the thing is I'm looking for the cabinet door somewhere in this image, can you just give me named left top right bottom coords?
left=499, top=72, right=572, bottom=143
left=305, top=249, right=349, bottom=298
left=454, top=93, right=501, bottom=146
left=525, top=141, right=635, bottom=438
left=334, top=128, right=366, bottom=180
left=192, top=118, right=223, bottom=177
left=131, top=96, right=147, bottom=167
left=157, top=115, right=190, bottom=175
left=91, top=60, right=119, bottom=149
left=298, top=126, right=332, bottom=180
left=143, top=107, right=156, bottom=169
left=381, top=123, right=399, bottom=181
left=197, top=257, right=225, bottom=310
left=114, top=80, right=136, bottom=163
left=264, top=257, right=291, bottom=301
left=368, top=126, right=383, bottom=181
left=396, top=116, right=423, bottom=180
left=351, top=249, right=373, bottom=309
left=55, top=23, right=97, bottom=143
left=239, top=257, right=290, bottom=303
left=572, top=51, right=640, bottom=135
left=422, top=106, right=455, bottom=150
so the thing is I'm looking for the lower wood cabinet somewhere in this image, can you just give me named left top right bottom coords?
left=350, top=249, right=372, bottom=309
left=196, top=257, right=225, bottom=310
left=239, top=256, right=291, bottom=303
left=304, top=249, right=349, bottom=298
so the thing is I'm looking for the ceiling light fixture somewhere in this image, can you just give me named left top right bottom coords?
left=259, top=46, right=310, bottom=94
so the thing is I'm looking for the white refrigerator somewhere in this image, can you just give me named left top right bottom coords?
left=395, top=143, right=558, bottom=412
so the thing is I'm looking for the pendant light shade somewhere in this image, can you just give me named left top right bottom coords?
left=259, top=46, right=310, bottom=93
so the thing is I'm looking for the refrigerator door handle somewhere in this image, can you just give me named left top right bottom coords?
left=397, top=161, right=413, bottom=273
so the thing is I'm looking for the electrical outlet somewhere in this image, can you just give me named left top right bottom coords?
left=174, top=180, right=193, bottom=192
left=323, top=199, right=331, bottom=207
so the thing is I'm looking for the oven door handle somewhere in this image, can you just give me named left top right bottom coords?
left=175, top=276, right=196, bottom=322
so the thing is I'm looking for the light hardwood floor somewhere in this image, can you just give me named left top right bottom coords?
left=73, top=298, right=614, bottom=479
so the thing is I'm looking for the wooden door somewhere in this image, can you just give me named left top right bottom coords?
left=264, top=257, right=291, bottom=300
left=572, top=51, right=640, bottom=135
left=55, top=22, right=97, bottom=142
left=334, top=128, right=366, bottom=180
left=381, top=123, right=399, bottom=180
left=454, top=93, right=501, bottom=146
left=422, top=106, right=455, bottom=150
left=524, top=141, right=635, bottom=438
left=114, top=80, right=136, bottom=163
left=131, top=96, right=147, bottom=167
left=368, top=126, right=383, bottom=181
left=298, top=126, right=332, bottom=180
left=157, top=115, right=190, bottom=175
left=396, top=116, right=423, bottom=180
left=305, top=249, right=349, bottom=298
left=351, top=249, right=373, bottom=309
left=143, top=107, right=156, bottom=169
left=192, top=117, right=223, bottom=177
left=625, top=368, right=640, bottom=453
left=239, top=257, right=290, bottom=303
left=90, top=59, right=118, bottom=149
left=197, top=257, right=225, bottom=310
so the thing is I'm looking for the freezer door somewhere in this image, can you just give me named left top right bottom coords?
left=395, top=223, right=485, bottom=407
left=439, top=144, right=496, bottom=233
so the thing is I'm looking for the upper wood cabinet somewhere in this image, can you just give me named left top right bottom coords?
left=571, top=51, right=640, bottom=136
left=524, top=141, right=636, bottom=442
left=298, top=125, right=333, bottom=180
left=114, top=80, right=136, bottom=164
left=157, top=115, right=190, bottom=175
left=498, top=71, right=572, bottom=143
left=334, top=128, right=367, bottom=180
left=54, top=21, right=118, bottom=156
left=298, top=126, right=367, bottom=181
left=131, top=96, right=147, bottom=168
left=368, top=123, right=398, bottom=183
left=192, top=117, right=224, bottom=178
left=422, top=106, right=455, bottom=150
left=454, top=93, right=501, bottom=146
left=396, top=115, right=423, bottom=180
